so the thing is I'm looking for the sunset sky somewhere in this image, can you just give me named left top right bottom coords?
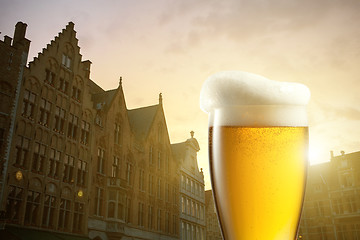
left=1, top=0, right=360, bottom=189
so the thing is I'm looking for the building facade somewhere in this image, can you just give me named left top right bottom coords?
left=204, top=190, right=222, bottom=240
left=299, top=151, right=360, bottom=240
left=0, top=21, right=202, bottom=240
left=0, top=22, right=31, bottom=211
left=172, top=132, right=206, bottom=240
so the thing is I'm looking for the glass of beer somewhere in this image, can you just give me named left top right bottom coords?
left=200, top=71, right=310, bottom=240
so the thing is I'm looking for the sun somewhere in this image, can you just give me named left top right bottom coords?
left=308, top=138, right=330, bottom=165
left=308, top=145, right=321, bottom=165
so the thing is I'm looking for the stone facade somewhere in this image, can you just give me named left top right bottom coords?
left=172, top=132, right=206, bottom=240
left=299, top=151, right=360, bottom=240
left=204, top=190, right=222, bottom=240
left=0, top=21, right=203, bottom=240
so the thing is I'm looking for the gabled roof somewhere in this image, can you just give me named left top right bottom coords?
left=92, top=89, right=117, bottom=111
left=171, top=142, right=187, bottom=160
left=127, top=104, right=159, bottom=140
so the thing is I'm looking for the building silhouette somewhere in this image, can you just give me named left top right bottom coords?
left=0, top=22, right=205, bottom=240
left=204, top=190, right=222, bottom=240
left=299, top=151, right=360, bottom=240
left=172, top=132, right=206, bottom=239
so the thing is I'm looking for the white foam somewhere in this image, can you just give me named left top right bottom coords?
left=200, top=71, right=310, bottom=126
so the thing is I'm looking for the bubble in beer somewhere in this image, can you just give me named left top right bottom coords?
left=200, top=71, right=310, bottom=113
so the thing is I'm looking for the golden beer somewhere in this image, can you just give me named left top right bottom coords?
left=209, top=126, right=308, bottom=240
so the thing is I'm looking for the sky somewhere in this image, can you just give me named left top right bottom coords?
left=1, top=0, right=360, bottom=189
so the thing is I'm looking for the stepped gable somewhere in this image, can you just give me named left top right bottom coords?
left=128, top=104, right=159, bottom=141
left=28, top=22, right=82, bottom=69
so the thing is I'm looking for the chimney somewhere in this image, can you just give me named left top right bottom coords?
left=81, top=60, right=92, bottom=79
left=4, top=35, right=12, bottom=45
left=13, top=22, right=27, bottom=46
left=330, top=150, right=334, bottom=159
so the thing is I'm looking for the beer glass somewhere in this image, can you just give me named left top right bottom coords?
left=201, top=71, right=310, bottom=240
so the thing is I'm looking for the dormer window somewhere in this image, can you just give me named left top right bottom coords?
left=62, top=54, right=72, bottom=69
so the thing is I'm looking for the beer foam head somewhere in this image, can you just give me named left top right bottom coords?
left=200, top=71, right=311, bottom=126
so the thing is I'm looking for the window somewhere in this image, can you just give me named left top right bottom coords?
left=118, top=195, right=124, bottom=221
left=165, top=211, right=170, bottom=233
left=77, top=160, right=87, bottom=186
left=200, top=205, right=204, bottom=220
left=181, top=196, right=185, bottom=213
left=139, top=169, right=145, bottom=191
left=25, top=190, right=41, bottom=225
left=181, top=175, right=185, bottom=189
left=67, top=114, right=78, bottom=139
left=15, top=135, right=30, bottom=168
left=58, top=78, right=69, bottom=94
left=173, top=186, right=177, bottom=205
left=38, top=98, right=51, bottom=126
left=54, top=106, right=66, bottom=133
left=112, top=156, right=120, bottom=178
left=173, top=215, right=177, bottom=234
left=165, top=153, right=169, bottom=172
left=187, top=198, right=190, bottom=215
left=45, top=69, right=56, bottom=86
left=149, top=145, right=153, bottom=164
left=97, top=148, right=105, bottom=174
left=5, top=186, right=24, bottom=222
left=341, top=173, right=353, bottom=188
left=32, top=142, right=46, bottom=173
left=157, top=209, right=162, bottom=231
left=125, top=197, right=131, bottom=223
left=138, top=202, right=144, bottom=227
left=149, top=175, right=154, bottom=195
left=196, top=203, right=199, bottom=219
left=165, top=183, right=169, bottom=202
left=48, top=148, right=60, bottom=178
left=22, top=89, right=36, bottom=118
left=73, top=202, right=84, bottom=232
left=157, top=178, right=162, bottom=199
left=182, top=222, right=186, bottom=239
left=158, top=125, right=163, bottom=143
left=80, top=121, right=90, bottom=144
left=126, top=163, right=132, bottom=185
left=72, top=86, right=81, bottom=101
left=148, top=205, right=154, bottom=229
left=42, top=194, right=56, bottom=228
left=158, top=151, right=161, bottom=169
left=95, top=187, right=104, bottom=216
left=62, top=54, right=72, bottom=69
left=63, top=155, right=75, bottom=183
left=108, top=202, right=115, bottom=218
left=58, top=198, right=71, bottom=230
left=114, top=123, right=121, bottom=144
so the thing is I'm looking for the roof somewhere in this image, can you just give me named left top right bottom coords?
left=171, top=136, right=200, bottom=160
left=171, top=142, right=187, bottom=160
left=92, top=89, right=117, bottom=111
left=127, top=104, right=159, bottom=140
left=205, top=189, right=214, bottom=205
